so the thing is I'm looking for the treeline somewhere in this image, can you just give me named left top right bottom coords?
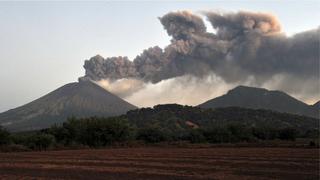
left=0, top=116, right=318, bottom=151
left=0, top=104, right=318, bottom=151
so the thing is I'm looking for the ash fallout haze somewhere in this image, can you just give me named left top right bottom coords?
left=0, top=1, right=319, bottom=111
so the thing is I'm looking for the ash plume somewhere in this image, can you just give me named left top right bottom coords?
left=80, top=10, right=320, bottom=106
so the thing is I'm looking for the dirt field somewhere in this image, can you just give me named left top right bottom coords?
left=0, top=147, right=318, bottom=180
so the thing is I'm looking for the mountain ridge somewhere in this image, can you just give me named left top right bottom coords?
left=312, top=101, right=320, bottom=108
left=0, top=81, right=137, bottom=131
left=199, top=85, right=319, bottom=118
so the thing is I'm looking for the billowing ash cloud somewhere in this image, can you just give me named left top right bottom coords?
left=159, top=11, right=207, bottom=40
left=80, top=10, right=320, bottom=106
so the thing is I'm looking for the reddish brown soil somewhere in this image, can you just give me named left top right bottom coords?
left=0, top=147, right=318, bottom=180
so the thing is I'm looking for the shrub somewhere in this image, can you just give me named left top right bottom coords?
left=188, top=129, right=206, bottom=143
left=48, top=117, right=134, bottom=147
left=279, top=128, right=298, bottom=141
left=0, top=144, right=30, bottom=152
left=252, top=127, right=279, bottom=140
left=137, top=126, right=168, bottom=143
left=0, top=126, right=11, bottom=145
left=203, top=127, right=232, bottom=143
left=79, top=117, right=133, bottom=147
left=227, top=123, right=253, bottom=142
left=47, top=124, right=70, bottom=145
left=26, top=134, right=55, bottom=150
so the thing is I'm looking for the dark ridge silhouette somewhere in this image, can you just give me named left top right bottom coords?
left=125, top=104, right=318, bottom=134
left=198, top=86, right=319, bottom=118
left=312, top=101, right=320, bottom=108
left=0, top=81, right=137, bottom=131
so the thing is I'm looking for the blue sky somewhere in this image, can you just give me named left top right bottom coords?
left=0, top=1, right=319, bottom=112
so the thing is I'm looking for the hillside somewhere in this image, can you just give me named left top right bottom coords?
left=199, top=86, right=319, bottom=118
left=125, top=104, right=319, bottom=134
left=0, top=81, right=137, bottom=131
left=312, top=101, right=320, bottom=109
left=1, top=104, right=318, bottom=150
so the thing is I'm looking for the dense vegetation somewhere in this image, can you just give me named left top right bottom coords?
left=0, top=104, right=318, bottom=151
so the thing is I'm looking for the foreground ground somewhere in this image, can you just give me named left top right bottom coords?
left=0, top=147, right=318, bottom=180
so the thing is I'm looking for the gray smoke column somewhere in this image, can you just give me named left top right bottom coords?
left=80, top=10, right=319, bottom=104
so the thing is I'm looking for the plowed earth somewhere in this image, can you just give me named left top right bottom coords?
left=0, top=147, right=318, bottom=180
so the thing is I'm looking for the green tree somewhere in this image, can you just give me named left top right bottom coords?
left=47, top=124, right=70, bottom=145
left=79, top=117, right=133, bottom=147
left=227, top=123, right=253, bottom=142
left=48, top=117, right=134, bottom=147
left=203, top=127, right=232, bottom=143
left=279, top=128, right=298, bottom=141
left=25, top=134, right=55, bottom=150
left=0, top=126, right=10, bottom=145
left=188, top=129, right=206, bottom=143
left=137, top=125, right=167, bottom=143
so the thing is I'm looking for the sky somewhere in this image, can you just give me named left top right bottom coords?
left=0, top=1, right=319, bottom=112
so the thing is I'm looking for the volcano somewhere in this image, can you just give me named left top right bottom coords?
left=0, top=81, right=137, bottom=131
left=199, top=86, right=319, bottom=118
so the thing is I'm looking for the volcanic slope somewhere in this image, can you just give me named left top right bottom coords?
left=199, top=86, right=319, bottom=118
left=0, top=81, right=137, bottom=131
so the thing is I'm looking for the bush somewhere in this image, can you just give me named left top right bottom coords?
left=0, top=126, right=10, bottom=145
left=203, top=127, right=232, bottom=143
left=0, top=144, right=30, bottom=152
left=79, top=117, right=133, bottom=147
left=11, top=133, right=55, bottom=150
left=303, top=129, right=319, bottom=139
left=309, top=141, right=316, bottom=147
left=26, top=134, right=55, bottom=150
left=48, top=117, right=134, bottom=147
left=188, top=129, right=206, bottom=143
left=279, top=128, right=298, bottom=141
left=47, top=125, right=70, bottom=146
left=252, top=127, right=279, bottom=140
left=227, top=123, right=253, bottom=142
left=137, top=126, right=168, bottom=143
